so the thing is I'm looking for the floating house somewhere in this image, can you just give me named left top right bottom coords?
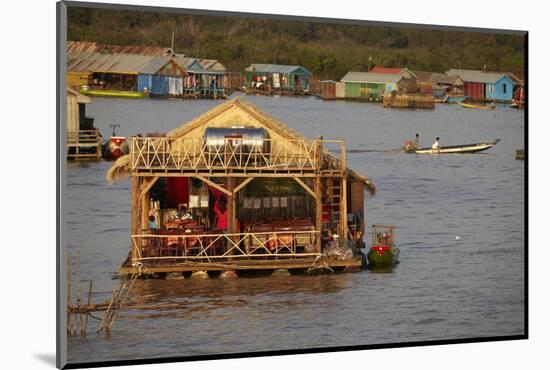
left=67, top=51, right=159, bottom=95
left=137, top=56, right=189, bottom=97
left=67, top=41, right=227, bottom=99
left=414, top=71, right=464, bottom=100
left=66, top=87, right=101, bottom=160
left=340, top=72, right=412, bottom=100
left=320, top=80, right=345, bottom=100
left=108, top=97, right=375, bottom=276
left=445, top=69, right=518, bottom=102
left=174, top=56, right=226, bottom=98
left=244, top=64, right=311, bottom=95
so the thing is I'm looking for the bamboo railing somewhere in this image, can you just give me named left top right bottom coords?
left=131, top=137, right=344, bottom=173
left=130, top=230, right=321, bottom=266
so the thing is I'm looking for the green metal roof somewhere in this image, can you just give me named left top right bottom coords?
left=245, top=64, right=311, bottom=75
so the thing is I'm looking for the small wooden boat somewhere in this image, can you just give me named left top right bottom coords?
left=459, top=101, right=496, bottom=110
left=103, top=124, right=129, bottom=160
left=414, top=139, right=500, bottom=154
left=367, top=225, right=400, bottom=268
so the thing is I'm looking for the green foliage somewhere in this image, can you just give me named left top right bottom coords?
left=67, top=7, right=525, bottom=79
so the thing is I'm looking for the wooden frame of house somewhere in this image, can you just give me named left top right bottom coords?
left=108, top=97, right=375, bottom=276
left=66, top=87, right=102, bottom=160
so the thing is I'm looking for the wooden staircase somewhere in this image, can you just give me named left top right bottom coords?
left=323, top=179, right=342, bottom=236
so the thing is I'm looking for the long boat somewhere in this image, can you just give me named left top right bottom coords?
left=459, top=101, right=495, bottom=110
left=414, top=139, right=500, bottom=154
left=79, top=89, right=145, bottom=99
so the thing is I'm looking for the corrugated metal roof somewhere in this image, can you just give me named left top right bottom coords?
left=173, top=56, right=203, bottom=71
left=139, top=56, right=174, bottom=75
left=172, top=56, right=225, bottom=74
left=341, top=72, right=404, bottom=84
left=446, top=69, right=515, bottom=84
left=414, top=71, right=433, bottom=82
left=199, top=59, right=226, bottom=71
left=245, top=64, right=310, bottom=74
left=429, top=73, right=463, bottom=85
left=67, top=41, right=174, bottom=56
left=67, top=52, right=170, bottom=74
left=370, top=66, right=403, bottom=74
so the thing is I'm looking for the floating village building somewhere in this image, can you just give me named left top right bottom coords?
left=66, top=41, right=227, bottom=99
left=414, top=71, right=465, bottom=100
left=339, top=71, right=415, bottom=100
left=445, top=69, right=519, bottom=102
left=244, top=64, right=312, bottom=95
left=66, top=87, right=102, bottom=160
left=108, top=97, right=375, bottom=276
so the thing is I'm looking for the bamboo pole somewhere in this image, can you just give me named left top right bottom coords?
left=77, top=248, right=83, bottom=336
left=84, top=281, right=92, bottom=337
left=315, top=177, right=322, bottom=254
left=130, top=176, right=140, bottom=266
left=228, top=177, right=236, bottom=234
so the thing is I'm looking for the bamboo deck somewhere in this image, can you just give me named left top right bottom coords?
left=67, top=129, right=102, bottom=160
left=382, top=92, right=435, bottom=109
left=119, top=256, right=362, bottom=275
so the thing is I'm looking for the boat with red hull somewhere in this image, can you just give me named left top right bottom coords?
left=103, top=124, right=129, bottom=160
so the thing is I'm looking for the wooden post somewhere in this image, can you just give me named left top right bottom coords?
left=130, top=176, right=140, bottom=265
left=77, top=248, right=83, bottom=336
left=340, top=141, right=346, bottom=173
left=316, top=135, right=323, bottom=170
left=315, top=176, right=322, bottom=253
left=341, top=176, right=348, bottom=240
left=228, top=177, right=236, bottom=233
left=84, top=280, right=93, bottom=337
left=141, top=184, right=151, bottom=232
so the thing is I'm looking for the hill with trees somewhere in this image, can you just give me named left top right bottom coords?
left=67, top=7, right=525, bottom=80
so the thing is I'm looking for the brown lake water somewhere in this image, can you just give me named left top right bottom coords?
left=66, top=94, right=525, bottom=364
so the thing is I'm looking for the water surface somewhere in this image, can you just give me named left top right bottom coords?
left=67, top=94, right=524, bottom=363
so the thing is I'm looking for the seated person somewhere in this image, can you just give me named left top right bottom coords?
left=149, top=215, right=158, bottom=230
left=175, top=204, right=193, bottom=221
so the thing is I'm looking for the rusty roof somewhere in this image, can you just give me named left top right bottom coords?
left=67, top=41, right=175, bottom=56
left=67, top=52, right=166, bottom=74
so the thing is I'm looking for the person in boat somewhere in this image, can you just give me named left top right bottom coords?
left=149, top=215, right=158, bottom=230
left=432, top=137, right=441, bottom=153
left=414, top=133, right=420, bottom=149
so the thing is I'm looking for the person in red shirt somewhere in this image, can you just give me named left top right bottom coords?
left=214, top=195, right=228, bottom=230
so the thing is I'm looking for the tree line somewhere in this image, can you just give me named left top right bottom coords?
left=67, top=7, right=525, bottom=80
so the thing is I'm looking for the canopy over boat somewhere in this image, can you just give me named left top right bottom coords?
left=414, top=139, right=500, bottom=154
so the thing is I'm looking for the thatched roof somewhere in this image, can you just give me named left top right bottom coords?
left=106, top=97, right=375, bottom=194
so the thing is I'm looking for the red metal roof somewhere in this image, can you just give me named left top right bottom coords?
left=370, top=66, right=403, bottom=74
